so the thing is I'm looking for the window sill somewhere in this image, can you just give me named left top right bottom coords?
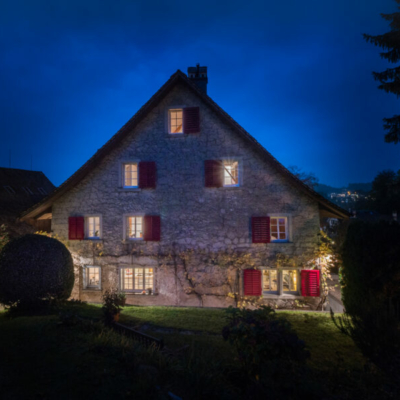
left=118, top=188, right=141, bottom=192
left=270, top=241, right=291, bottom=244
left=122, top=239, right=144, bottom=243
left=84, top=239, right=103, bottom=242
left=83, top=288, right=102, bottom=292
left=262, top=294, right=302, bottom=299
left=124, top=292, right=157, bottom=296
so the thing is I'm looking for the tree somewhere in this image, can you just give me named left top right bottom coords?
left=364, top=0, right=400, bottom=143
left=288, top=165, right=319, bottom=189
left=370, top=169, right=400, bottom=213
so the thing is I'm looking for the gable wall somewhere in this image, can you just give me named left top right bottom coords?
left=51, top=82, right=320, bottom=307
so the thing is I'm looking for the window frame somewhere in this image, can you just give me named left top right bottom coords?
left=123, top=214, right=144, bottom=241
left=119, top=266, right=155, bottom=293
left=122, top=162, right=139, bottom=189
left=83, top=266, right=101, bottom=290
left=268, top=214, right=291, bottom=243
left=261, top=268, right=300, bottom=296
left=168, top=108, right=184, bottom=134
left=85, top=215, right=102, bottom=240
left=220, top=157, right=243, bottom=188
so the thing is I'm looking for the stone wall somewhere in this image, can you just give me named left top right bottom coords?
left=51, top=82, right=321, bottom=309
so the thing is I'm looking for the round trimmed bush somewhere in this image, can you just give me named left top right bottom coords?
left=0, top=234, right=74, bottom=306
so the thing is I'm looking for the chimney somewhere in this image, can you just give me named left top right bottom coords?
left=187, top=64, right=208, bottom=94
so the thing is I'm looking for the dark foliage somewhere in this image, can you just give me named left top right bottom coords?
left=0, top=234, right=74, bottom=307
left=364, top=0, right=400, bottom=143
left=332, top=221, right=400, bottom=378
left=370, top=169, right=400, bottom=214
left=222, top=306, right=309, bottom=377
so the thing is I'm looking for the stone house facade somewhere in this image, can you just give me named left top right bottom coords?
left=22, top=66, right=348, bottom=309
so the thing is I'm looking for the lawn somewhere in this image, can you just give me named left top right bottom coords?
left=0, top=304, right=393, bottom=400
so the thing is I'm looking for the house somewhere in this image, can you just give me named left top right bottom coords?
left=21, top=66, right=348, bottom=309
left=0, top=167, right=55, bottom=237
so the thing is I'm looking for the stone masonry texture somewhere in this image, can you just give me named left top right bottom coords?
left=51, top=82, right=321, bottom=309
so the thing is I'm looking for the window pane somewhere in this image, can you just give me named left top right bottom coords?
left=88, top=217, right=100, bottom=238
left=263, top=269, right=277, bottom=291
left=170, top=109, right=183, bottom=133
left=124, top=164, right=138, bottom=187
left=145, top=268, right=153, bottom=289
left=127, top=217, right=143, bottom=239
left=135, top=268, right=143, bottom=290
left=124, top=268, right=133, bottom=290
left=223, top=161, right=239, bottom=186
left=87, top=267, right=100, bottom=287
left=283, top=270, right=297, bottom=292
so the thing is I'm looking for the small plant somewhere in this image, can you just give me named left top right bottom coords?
left=222, top=306, right=309, bottom=377
left=102, top=289, right=126, bottom=325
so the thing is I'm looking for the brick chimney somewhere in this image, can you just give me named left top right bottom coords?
left=187, top=64, right=208, bottom=94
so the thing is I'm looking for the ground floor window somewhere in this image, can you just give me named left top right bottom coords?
left=83, top=266, right=101, bottom=290
left=120, top=267, right=154, bottom=293
left=262, top=269, right=299, bottom=295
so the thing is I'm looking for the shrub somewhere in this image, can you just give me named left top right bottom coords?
left=332, top=221, right=400, bottom=378
left=102, top=289, right=126, bottom=325
left=0, top=234, right=74, bottom=307
left=222, top=306, right=309, bottom=377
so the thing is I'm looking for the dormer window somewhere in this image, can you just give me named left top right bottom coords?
left=37, top=187, right=47, bottom=195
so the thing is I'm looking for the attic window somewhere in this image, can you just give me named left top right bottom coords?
left=37, top=187, right=47, bottom=195
left=3, top=186, right=15, bottom=194
left=169, top=109, right=183, bottom=133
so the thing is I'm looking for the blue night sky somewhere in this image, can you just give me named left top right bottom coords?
left=0, top=0, right=399, bottom=188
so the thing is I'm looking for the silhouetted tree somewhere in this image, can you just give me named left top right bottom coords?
left=371, top=169, right=400, bottom=213
left=288, top=165, right=319, bottom=189
left=364, top=0, right=400, bottom=143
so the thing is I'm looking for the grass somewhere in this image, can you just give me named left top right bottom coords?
left=0, top=304, right=394, bottom=399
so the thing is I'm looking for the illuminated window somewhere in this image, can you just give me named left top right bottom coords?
left=84, top=266, right=101, bottom=289
left=223, top=161, right=239, bottom=187
left=283, top=270, right=298, bottom=292
left=86, top=216, right=101, bottom=239
left=123, top=163, right=138, bottom=188
left=262, top=269, right=278, bottom=293
left=169, top=109, right=183, bottom=134
left=120, top=267, right=154, bottom=293
left=126, top=216, right=143, bottom=239
left=262, top=269, right=299, bottom=295
left=270, top=217, right=288, bottom=241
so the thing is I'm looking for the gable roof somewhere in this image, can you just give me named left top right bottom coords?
left=20, top=70, right=349, bottom=220
left=0, top=167, right=55, bottom=217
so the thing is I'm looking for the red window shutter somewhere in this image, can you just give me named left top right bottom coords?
left=204, top=160, right=223, bottom=187
left=252, top=216, right=270, bottom=243
left=183, top=107, right=200, bottom=134
left=68, top=217, right=77, bottom=240
left=243, top=269, right=262, bottom=296
left=76, top=217, right=84, bottom=240
left=301, top=270, right=320, bottom=297
left=69, top=216, right=84, bottom=241
left=143, top=215, right=161, bottom=241
left=139, top=161, right=156, bottom=189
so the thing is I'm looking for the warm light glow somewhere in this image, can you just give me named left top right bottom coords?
left=169, top=109, right=183, bottom=133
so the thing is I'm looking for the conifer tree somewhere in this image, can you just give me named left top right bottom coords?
left=364, top=0, right=400, bottom=143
